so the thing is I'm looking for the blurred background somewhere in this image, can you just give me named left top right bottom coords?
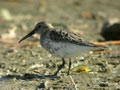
left=0, top=0, right=120, bottom=90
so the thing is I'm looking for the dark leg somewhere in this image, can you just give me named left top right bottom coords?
left=54, top=58, right=65, bottom=76
left=67, top=58, right=71, bottom=75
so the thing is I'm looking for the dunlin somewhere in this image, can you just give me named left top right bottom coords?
left=19, top=21, right=106, bottom=75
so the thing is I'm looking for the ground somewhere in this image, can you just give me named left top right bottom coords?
left=0, top=0, right=120, bottom=90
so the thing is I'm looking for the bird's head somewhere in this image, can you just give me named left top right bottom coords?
left=19, top=21, right=53, bottom=43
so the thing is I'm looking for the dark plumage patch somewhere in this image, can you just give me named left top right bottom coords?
left=49, top=29, right=99, bottom=48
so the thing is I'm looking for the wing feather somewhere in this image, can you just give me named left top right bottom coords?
left=49, top=29, right=99, bottom=48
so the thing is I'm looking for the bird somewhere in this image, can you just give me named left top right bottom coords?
left=19, top=21, right=107, bottom=76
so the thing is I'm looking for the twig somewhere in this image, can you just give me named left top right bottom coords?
left=0, top=39, right=17, bottom=43
left=92, top=50, right=110, bottom=54
left=20, top=43, right=40, bottom=47
left=69, top=75, right=78, bottom=90
left=3, top=43, right=40, bottom=48
left=92, top=50, right=120, bottom=54
left=91, top=40, right=120, bottom=46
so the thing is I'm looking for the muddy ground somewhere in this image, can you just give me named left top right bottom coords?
left=0, top=0, right=120, bottom=90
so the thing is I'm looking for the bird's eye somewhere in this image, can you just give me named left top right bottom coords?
left=38, top=25, right=41, bottom=27
left=37, top=25, right=41, bottom=28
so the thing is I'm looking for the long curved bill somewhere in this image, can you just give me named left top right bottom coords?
left=19, top=29, right=36, bottom=43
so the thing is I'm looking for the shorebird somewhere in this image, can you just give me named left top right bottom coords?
left=19, top=21, right=106, bottom=76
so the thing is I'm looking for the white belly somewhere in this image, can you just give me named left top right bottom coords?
left=42, top=41, right=95, bottom=58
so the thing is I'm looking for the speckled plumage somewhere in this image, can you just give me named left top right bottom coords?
left=19, top=21, right=106, bottom=75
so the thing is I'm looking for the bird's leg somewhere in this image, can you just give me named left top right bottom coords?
left=67, top=58, right=71, bottom=75
left=54, top=58, right=65, bottom=76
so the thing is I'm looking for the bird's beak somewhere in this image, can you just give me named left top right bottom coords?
left=19, top=29, right=36, bottom=43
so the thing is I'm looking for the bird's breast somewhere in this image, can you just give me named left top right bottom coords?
left=40, top=38, right=92, bottom=58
